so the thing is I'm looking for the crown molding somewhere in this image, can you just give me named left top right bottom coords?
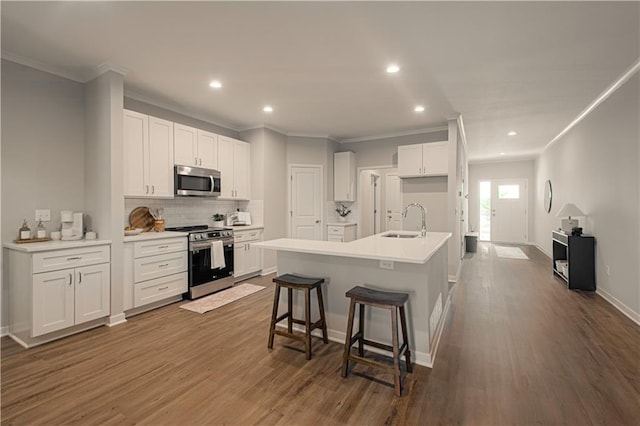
left=86, top=62, right=129, bottom=81
left=238, top=124, right=338, bottom=142
left=124, top=88, right=241, bottom=133
left=1, top=50, right=86, bottom=82
left=339, top=125, right=448, bottom=144
left=468, top=152, right=539, bottom=165
left=544, top=58, right=640, bottom=153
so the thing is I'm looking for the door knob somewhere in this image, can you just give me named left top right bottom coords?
left=315, top=220, right=320, bottom=223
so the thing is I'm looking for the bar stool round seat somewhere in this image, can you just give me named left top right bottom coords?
left=341, top=286, right=412, bottom=396
left=268, top=274, right=329, bottom=360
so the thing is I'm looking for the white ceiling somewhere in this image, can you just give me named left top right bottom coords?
left=2, top=2, right=638, bottom=161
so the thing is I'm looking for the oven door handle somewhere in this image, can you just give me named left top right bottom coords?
left=190, top=239, right=234, bottom=251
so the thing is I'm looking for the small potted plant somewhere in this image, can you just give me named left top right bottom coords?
left=212, top=213, right=226, bottom=228
left=335, top=204, right=351, bottom=222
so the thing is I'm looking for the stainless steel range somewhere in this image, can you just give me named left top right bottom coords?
left=166, top=225, right=234, bottom=299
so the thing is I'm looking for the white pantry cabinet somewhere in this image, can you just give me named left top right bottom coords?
left=234, top=229, right=262, bottom=280
left=334, top=151, right=356, bottom=202
left=174, top=123, right=218, bottom=169
left=124, top=110, right=174, bottom=198
left=218, top=136, right=250, bottom=199
left=397, top=141, right=448, bottom=178
left=124, top=236, right=188, bottom=311
left=7, top=243, right=111, bottom=347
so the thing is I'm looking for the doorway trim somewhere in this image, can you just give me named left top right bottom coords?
left=287, top=164, right=324, bottom=240
left=356, top=165, right=396, bottom=239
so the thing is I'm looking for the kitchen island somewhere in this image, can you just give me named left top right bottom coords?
left=254, top=230, right=451, bottom=367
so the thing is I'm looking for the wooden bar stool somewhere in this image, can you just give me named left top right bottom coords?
left=268, top=274, right=328, bottom=360
left=341, top=286, right=412, bottom=396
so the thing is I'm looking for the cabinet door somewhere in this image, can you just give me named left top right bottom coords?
left=75, top=263, right=110, bottom=324
left=234, top=244, right=247, bottom=277
left=197, top=130, right=218, bottom=170
left=123, top=110, right=148, bottom=197
left=397, top=144, right=424, bottom=177
left=174, top=124, right=198, bottom=166
left=334, top=152, right=355, bottom=201
left=422, top=141, right=448, bottom=176
left=246, top=243, right=262, bottom=274
left=33, top=269, right=75, bottom=336
left=217, top=136, right=235, bottom=198
left=343, top=226, right=357, bottom=242
left=148, top=116, right=174, bottom=197
left=233, top=141, right=250, bottom=199
left=327, top=235, right=343, bottom=242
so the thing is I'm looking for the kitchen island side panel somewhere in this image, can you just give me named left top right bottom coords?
left=276, top=242, right=448, bottom=367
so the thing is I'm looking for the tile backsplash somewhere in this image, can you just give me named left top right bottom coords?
left=125, top=198, right=259, bottom=228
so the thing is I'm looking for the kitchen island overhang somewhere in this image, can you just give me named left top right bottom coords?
left=254, top=231, right=452, bottom=367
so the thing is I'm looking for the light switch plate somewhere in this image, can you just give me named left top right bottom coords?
left=379, top=260, right=394, bottom=270
left=35, top=209, right=51, bottom=221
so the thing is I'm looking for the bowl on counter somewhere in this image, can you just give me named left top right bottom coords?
left=124, top=228, right=143, bottom=236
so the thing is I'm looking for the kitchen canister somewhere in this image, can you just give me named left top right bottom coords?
left=154, top=219, right=165, bottom=232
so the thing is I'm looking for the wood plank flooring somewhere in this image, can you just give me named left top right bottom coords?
left=2, top=242, right=639, bottom=425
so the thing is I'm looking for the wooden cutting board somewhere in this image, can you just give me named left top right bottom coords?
left=129, top=207, right=155, bottom=231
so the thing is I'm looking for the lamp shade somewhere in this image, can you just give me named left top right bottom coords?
left=556, top=203, right=585, bottom=218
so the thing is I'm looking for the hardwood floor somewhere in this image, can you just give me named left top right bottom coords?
left=2, top=242, right=639, bottom=425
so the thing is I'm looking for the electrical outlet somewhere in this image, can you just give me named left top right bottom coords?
left=379, top=260, right=394, bottom=270
left=606, top=265, right=610, bottom=276
left=35, top=209, right=51, bottom=222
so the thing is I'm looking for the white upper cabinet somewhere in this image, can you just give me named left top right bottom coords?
left=174, top=124, right=218, bottom=169
left=123, top=110, right=174, bottom=198
left=218, top=136, right=250, bottom=200
left=334, top=151, right=356, bottom=202
left=398, top=141, right=448, bottom=178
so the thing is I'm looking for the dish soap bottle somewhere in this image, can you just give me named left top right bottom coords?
left=19, top=219, right=31, bottom=240
left=36, top=220, right=47, bottom=238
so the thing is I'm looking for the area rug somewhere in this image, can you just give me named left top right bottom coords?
left=180, top=283, right=265, bottom=314
left=494, top=245, right=529, bottom=260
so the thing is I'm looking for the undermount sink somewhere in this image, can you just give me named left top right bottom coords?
left=381, top=233, right=420, bottom=239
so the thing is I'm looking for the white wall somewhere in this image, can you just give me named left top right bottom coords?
left=1, top=60, right=86, bottom=328
left=534, top=72, right=639, bottom=320
left=468, top=159, right=536, bottom=239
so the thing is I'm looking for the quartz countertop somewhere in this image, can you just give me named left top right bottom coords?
left=254, top=230, right=451, bottom=264
left=124, top=231, right=188, bottom=242
left=326, top=222, right=357, bottom=227
left=3, top=239, right=112, bottom=253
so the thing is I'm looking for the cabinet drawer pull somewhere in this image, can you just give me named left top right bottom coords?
left=67, top=257, right=82, bottom=261
left=151, top=185, right=155, bottom=194
left=158, top=263, right=169, bottom=268
left=158, top=245, right=169, bottom=249
left=78, top=272, right=82, bottom=284
left=68, top=273, right=73, bottom=286
left=158, top=286, right=169, bottom=291
left=146, top=185, right=149, bottom=194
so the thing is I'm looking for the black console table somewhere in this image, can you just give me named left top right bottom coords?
left=552, top=230, right=595, bottom=291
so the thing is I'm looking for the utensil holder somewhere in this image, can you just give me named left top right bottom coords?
left=154, top=219, right=165, bottom=232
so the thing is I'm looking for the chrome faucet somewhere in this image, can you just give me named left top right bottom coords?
left=402, top=203, right=427, bottom=237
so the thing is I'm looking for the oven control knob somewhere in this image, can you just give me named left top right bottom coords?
left=194, top=234, right=201, bottom=240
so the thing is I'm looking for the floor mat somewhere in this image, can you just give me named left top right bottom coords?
left=180, top=283, right=265, bottom=314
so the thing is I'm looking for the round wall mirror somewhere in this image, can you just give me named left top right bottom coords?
left=544, top=180, right=553, bottom=213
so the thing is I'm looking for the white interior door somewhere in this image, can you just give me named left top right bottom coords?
left=290, top=166, right=322, bottom=240
left=359, top=170, right=376, bottom=238
left=491, top=179, right=528, bottom=243
left=385, top=173, right=402, bottom=231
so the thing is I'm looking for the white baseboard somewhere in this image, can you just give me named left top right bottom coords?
left=596, top=288, right=640, bottom=326
left=107, top=313, right=127, bottom=327
left=535, top=243, right=552, bottom=258
left=1, top=326, right=9, bottom=337
left=428, top=291, right=452, bottom=368
left=261, top=266, right=277, bottom=276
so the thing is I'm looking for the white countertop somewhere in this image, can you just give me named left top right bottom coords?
left=326, top=222, right=357, bottom=227
left=124, top=231, right=188, bottom=242
left=232, top=224, right=264, bottom=231
left=3, top=239, right=112, bottom=253
left=254, top=230, right=451, bottom=264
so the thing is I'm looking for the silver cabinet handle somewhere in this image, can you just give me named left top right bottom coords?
left=195, top=157, right=198, bottom=165
left=146, top=185, right=149, bottom=194
left=199, top=158, right=202, bottom=166
left=158, top=245, right=169, bottom=249
left=67, top=256, right=81, bottom=261
left=158, top=263, right=169, bottom=268
left=78, top=272, right=82, bottom=284
left=158, top=286, right=169, bottom=291
left=315, top=220, right=320, bottom=223
left=151, top=185, right=155, bottom=194
left=68, top=273, right=73, bottom=286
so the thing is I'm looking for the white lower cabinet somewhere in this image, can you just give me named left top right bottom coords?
left=327, top=224, right=357, bottom=242
left=7, top=243, right=111, bottom=346
left=124, top=236, right=188, bottom=311
left=234, top=229, right=262, bottom=280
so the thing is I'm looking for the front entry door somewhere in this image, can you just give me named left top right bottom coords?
left=491, top=179, right=528, bottom=243
left=290, top=165, right=322, bottom=240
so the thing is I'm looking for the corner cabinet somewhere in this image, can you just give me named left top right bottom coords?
left=552, top=230, right=595, bottom=291
left=398, top=141, right=448, bottom=178
left=334, top=151, right=356, bottom=202
left=327, top=223, right=357, bottom=242
left=218, top=136, right=250, bottom=200
left=123, top=110, right=175, bottom=198
left=234, top=229, right=263, bottom=281
left=6, top=243, right=111, bottom=347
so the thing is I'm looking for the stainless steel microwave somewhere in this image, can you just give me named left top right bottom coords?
left=174, top=165, right=221, bottom=197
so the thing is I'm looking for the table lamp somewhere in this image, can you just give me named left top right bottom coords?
left=556, top=203, right=585, bottom=233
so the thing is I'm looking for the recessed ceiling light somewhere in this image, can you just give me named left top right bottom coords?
left=209, top=80, right=222, bottom=89
left=263, top=105, right=273, bottom=113
left=507, top=131, right=517, bottom=136
left=500, top=152, right=506, bottom=156
left=414, top=105, right=425, bottom=113
left=386, top=64, right=400, bottom=73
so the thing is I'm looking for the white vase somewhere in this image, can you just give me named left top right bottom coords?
left=213, top=220, right=224, bottom=228
left=338, top=216, right=347, bottom=222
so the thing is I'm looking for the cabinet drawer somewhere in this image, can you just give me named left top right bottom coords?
left=328, top=226, right=345, bottom=235
left=234, top=230, right=262, bottom=243
left=133, top=238, right=187, bottom=258
left=134, top=272, right=187, bottom=308
left=134, top=251, right=187, bottom=283
left=33, top=245, right=110, bottom=274
left=328, top=235, right=343, bottom=242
